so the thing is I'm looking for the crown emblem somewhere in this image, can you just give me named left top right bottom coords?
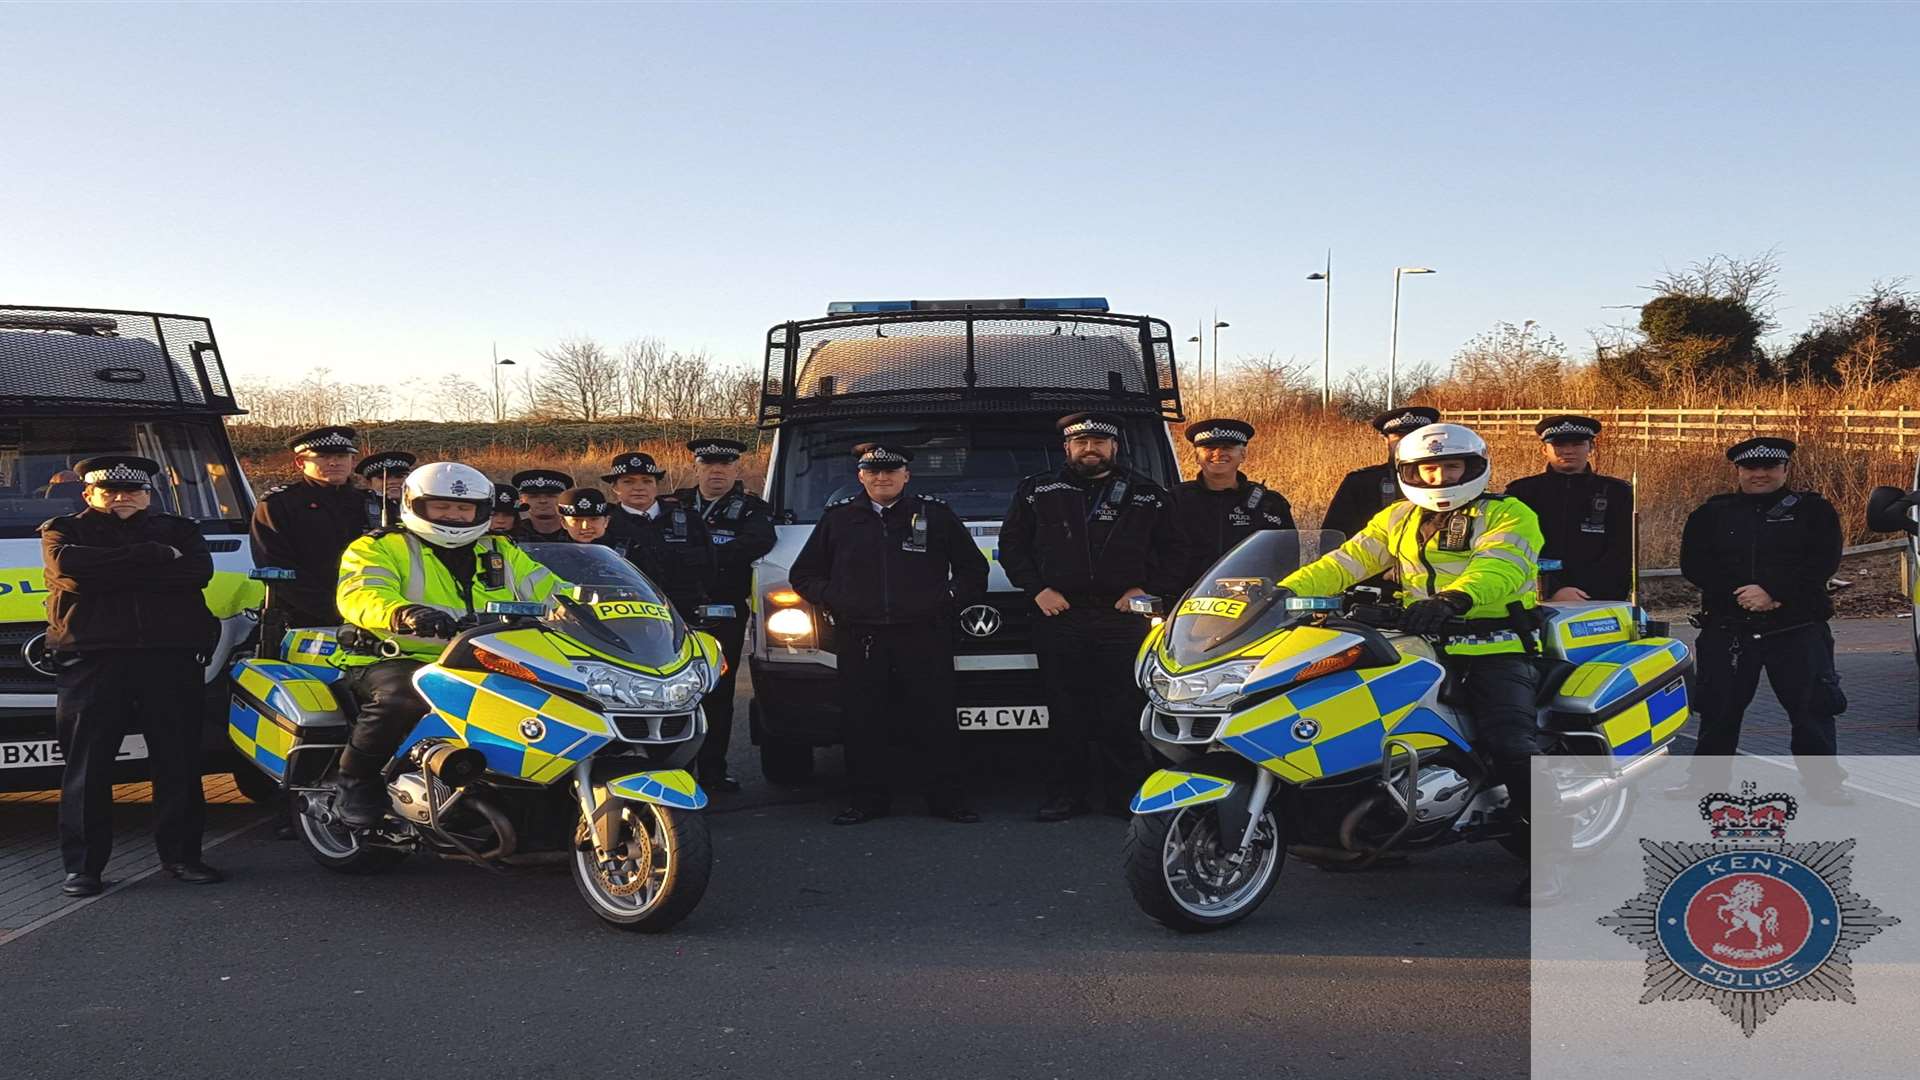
left=1699, top=786, right=1797, bottom=840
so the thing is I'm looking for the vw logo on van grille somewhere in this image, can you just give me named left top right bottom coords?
left=959, top=605, right=1003, bottom=638
left=22, top=632, right=54, bottom=678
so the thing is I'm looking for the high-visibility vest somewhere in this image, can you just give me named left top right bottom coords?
left=1283, top=495, right=1544, bottom=655
left=335, top=530, right=565, bottom=665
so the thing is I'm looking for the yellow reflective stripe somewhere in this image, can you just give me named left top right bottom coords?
left=1479, top=547, right=1535, bottom=574
left=1350, top=533, right=1390, bottom=562
left=403, top=534, right=427, bottom=603
left=519, top=564, right=553, bottom=599
left=1481, top=529, right=1539, bottom=561
left=1329, top=549, right=1373, bottom=580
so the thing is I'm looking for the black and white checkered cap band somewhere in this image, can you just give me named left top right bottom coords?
left=1733, top=445, right=1792, bottom=463
left=1540, top=421, right=1598, bottom=438
left=83, top=464, right=153, bottom=485
left=609, top=459, right=664, bottom=475
left=1382, top=412, right=1430, bottom=432
left=690, top=444, right=738, bottom=458
left=1193, top=427, right=1250, bottom=444
left=567, top=496, right=606, bottom=513
left=294, top=432, right=356, bottom=452
left=362, top=457, right=411, bottom=472
left=859, top=449, right=909, bottom=466
left=1062, top=420, right=1120, bottom=438
left=519, top=476, right=568, bottom=491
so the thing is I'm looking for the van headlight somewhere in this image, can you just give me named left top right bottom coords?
left=574, top=660, right=708, bottom=711
left=765, top=606, right=814, bottom=640
left=1145, top=657, right=1257, bottom=712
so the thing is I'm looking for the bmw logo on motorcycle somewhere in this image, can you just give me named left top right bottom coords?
left=519, top=718, right=546, bottom=742
left=1291, top=718, right=1320, bottom=742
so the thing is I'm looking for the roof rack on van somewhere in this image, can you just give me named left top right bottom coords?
left=0, top=304, right=243, bottom=416
left=759, top=306, right=1182, bottom=429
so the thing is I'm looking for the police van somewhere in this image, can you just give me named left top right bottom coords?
left=0, top=306, right=263, bottom=794
left=745, top=298, right=1185, bottom=782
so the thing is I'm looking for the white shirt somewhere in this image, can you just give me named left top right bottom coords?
left=620, top=502, right=662, bottom=520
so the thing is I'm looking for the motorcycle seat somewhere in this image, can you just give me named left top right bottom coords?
left=1532, top=658, right=1578, bottom=708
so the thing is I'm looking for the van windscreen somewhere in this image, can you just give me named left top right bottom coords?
left=774, top=415, right=1176, bottom=524
left=0, top=417, right=250, bottom=538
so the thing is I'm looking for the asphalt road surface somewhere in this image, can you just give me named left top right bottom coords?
left=7, top=617, right=1913, bottom=1080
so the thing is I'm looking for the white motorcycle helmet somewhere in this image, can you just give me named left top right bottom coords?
left=399, top=462, right=495, bottom=548
left=1395, top=423, right=1491, bottom=512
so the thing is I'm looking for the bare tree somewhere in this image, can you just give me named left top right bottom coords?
left=1648, top=249, right=1782, bottom=331
left=1446, top=320, right=1567, bottom=407
left=430, top=374, right=492, bottom=421
left=619, top=337, right=667, bottom=418
left=534, top=337, right=621, bottom=421
left=1225, top=352, right=1317, bottom=415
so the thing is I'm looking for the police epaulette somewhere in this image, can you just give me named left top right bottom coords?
left=263, top=483, right=289, bottom=496
left=917, top=493, right=946, bottom=504
left=828, top=494, right=861, bottom=507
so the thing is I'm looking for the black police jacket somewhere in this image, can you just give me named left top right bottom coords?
left=1172, top=473, right=1295, bottom=589
left=1504, top=467, right=1634, bottom=600
left=249, top=477, right=369, bottom=624
left=1323, top=461, right=1401, bottom=541
left=603, top=499, right=716, bottom=615
left=1681, top=488, right=1842, bottom=629
left=41, top=508, right=218, bottom=654
left=789, top=492, right=988, bottom=626
left=363, top=492, right=400, bottom=532
left=1000, top=466, right=1188, bottom=606
left=673, top=483, right=776, bottom=604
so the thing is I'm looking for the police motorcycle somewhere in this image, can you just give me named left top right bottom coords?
left=1122, top=530, right=1692, bottom=931
left=227, top=543, right=729, bottom=931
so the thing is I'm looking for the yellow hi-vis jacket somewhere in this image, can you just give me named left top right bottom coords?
left=335, top=531, right=567, bottom=665
left=1282, top=495, right=1545, bottom=656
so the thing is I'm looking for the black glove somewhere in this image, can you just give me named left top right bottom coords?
left=1403, top=591, right=1471, bottom=634
left=393, top=604, right=458, bottom=638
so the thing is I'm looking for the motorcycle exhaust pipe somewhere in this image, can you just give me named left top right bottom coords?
left=417, top=741, right=488, bottom=788
left=1554, top=746, right=1669, bottom=810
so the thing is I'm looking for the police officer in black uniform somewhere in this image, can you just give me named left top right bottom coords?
left=1504, top=416, right=1634, bottom=601
left=509, top=468, right=574, bottom=542
left=354, top=450, right=416, bottom=531
left=41, top=456, right=223, bottom=895
left=1172, top=418, right=1295, bottom=589
left=673, top=436, right=777, bottom=793
left=790, top=443, right=990, bottom=825
left=601, top=452, right=716, bottom=616
left=1001, top=412, right=1190, bottom=821
left=556, top=486, right=614, bottom=543
left=1671, top=437, right=1851, bottom=804
left=1323, top=407, right=1441, bottom=541
left=250, top=426, right=367, bottom=645
left=489, top=483, right=523, bottom=535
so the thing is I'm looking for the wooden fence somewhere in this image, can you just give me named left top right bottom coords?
left=1446, top=407, right=1920, bottom=453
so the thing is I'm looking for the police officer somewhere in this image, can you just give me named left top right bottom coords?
left=557, top=486, right=613, bottom=543
left=673, top=436, right=777, bottom=793
left=1001, top=412, right=1190, bottom=822
left=1504, top=416, right=1634, bottom=601
left=789, top=443, right=990, bottom=824
left=1671, top=438, right=1850, bottom=804
left=1323, top=407, right=1441, bottom=541
left=488, top=483, right=523, bottom=535
left=41, top=456, right=222, bottom=895
left=1282, top=424, right=1556, bottom=905
left=332, top=463, right=567, bottom=827
left=250, top=425, right=367, bottom=646
left=354, top=450, right=416, bottom=530
left=509, top=468, right=574, bottom=542
left=602, top=452, right=715, bottom=616
left=1172, top=418, right=1295, bottom=589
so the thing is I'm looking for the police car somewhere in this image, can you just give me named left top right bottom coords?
left=0, top=306, right=264, bottom=795
left=745, top=298, right=1185, bottom=783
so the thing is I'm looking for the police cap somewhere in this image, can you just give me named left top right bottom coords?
left=74, top=455, right=161, bottom=490
left=1185, top=418, right=1255, bottom=447
left=288, top=425, right=358, bottom=454
left=559, top=487, right=611, bottom=517
left=601, top=452, right=667, bottom=482
left=686, top=436, right=747, bottom=463
left=1535, top=415, right=1602, bottom=443
left=491, top=483, right=522, bottom=513
left=354, top=450, right=417, bottom=478
left=853, top=442, right=913, bottom=470
left=1370, top=407, right=1441, bottom=436
left=1058, top=412, right=1123, bottom=440
left=1727, top=437, right=1796, bottom=465
left=512, top=468, right=574, bottom=494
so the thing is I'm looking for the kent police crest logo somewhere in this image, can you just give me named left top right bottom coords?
left=1598, top=781, right=1898, bottom=1036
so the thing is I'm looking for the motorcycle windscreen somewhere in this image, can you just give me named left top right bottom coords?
left=1165, top=530, right=1347, bottom=669
left=519, top=542, right=690, bottom=670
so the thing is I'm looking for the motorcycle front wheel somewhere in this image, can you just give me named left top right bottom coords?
left=572, top=803, right=712, bottom=932
left=1124, top=804, right=1282, bottom=932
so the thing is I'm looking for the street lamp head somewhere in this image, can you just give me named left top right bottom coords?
left=1398, top=267, right=1436, bottom=275
left=497, top=358, right=516, bottom=366
left=1214, top=321, right=1230, bottom=329
left=1187, top=335, right=1202, bottom=343
left=1306, top=272, right=1327, bottom=281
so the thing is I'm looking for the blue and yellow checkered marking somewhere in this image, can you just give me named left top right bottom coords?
left=1130, top=770, right=1234, bottom=814
left=406, top=666, right=614, bottom=784
left=1218, top=655, right=1448, bottom=782
left=227, top=698, right=290, bottom=780
left=1598, top=677, right=1689, bottom=756
left=231, top=659, right=347, bottom=723
left=278, top=629, right=347, bottom=676
left=1556, top=638, right=1688, bottom=712
left=607, top=769, right=708, bottom=811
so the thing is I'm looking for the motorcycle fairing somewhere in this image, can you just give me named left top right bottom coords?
left=1218, top=654, right=1452, bottom=782
left=279, top=628, right=348, bottom=677
left=1539, top=603, right=1637, bottom=662
left=1130, top=769, right=1234, bottom=814
left=606, top=768, right=709, bottom=811
left=228, top=658, right=350, bottom=779
left=471, top=626, right=591, bottom=692
left=1239, top=625, right=1370, bottom=696
left=404, top=666, right=614, bottom=784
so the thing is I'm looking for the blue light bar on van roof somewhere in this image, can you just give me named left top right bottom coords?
left=825, top=297, right=1110, bottom=315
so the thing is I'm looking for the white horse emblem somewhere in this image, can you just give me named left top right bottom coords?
left=1708, top=878, right=1780, bottom=950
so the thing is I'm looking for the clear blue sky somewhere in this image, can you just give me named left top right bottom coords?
left=5, top=2, right=1915, bottom=404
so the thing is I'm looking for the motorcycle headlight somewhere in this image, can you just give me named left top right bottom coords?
left=1144, top=657, right=1257, bottom=712
left=573, top=660, right=710, bottom=712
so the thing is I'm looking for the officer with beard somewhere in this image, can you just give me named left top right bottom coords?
left=1001, top=412, right=1189, bottom=821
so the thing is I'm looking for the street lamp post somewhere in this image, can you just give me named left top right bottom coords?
left=491, top=343, right=516, bottom=423
left=1188, top=325, right=1204, bottom=403
left=1388, top=266, right=1435, bottom=409
left=1307, top=250, right=1331, bottom=408
left=1212, top=311, right=1229, bottom=401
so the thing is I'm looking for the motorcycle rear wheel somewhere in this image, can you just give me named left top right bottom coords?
left=294, top=787, right=406, bottom=875
left=1124, top=804, right=1282, bottom=932
left=572, top=803, right=712, bottom=932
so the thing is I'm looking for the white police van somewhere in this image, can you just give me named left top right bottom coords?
left=0, top=306, right=264, bottom=795
left=744, top=298, right=1185, bottom=782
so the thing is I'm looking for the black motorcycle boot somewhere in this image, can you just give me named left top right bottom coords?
left=333, top=749, right=389, bottom=830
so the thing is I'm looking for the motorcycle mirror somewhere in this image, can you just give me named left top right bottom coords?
left=696, top=603, right=738, bottom=621
left=484, top=601, right=547, bottom=617
left=1127, top=594, right=1165, bottom=617
left=249, top=567, right=297, bottom=581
